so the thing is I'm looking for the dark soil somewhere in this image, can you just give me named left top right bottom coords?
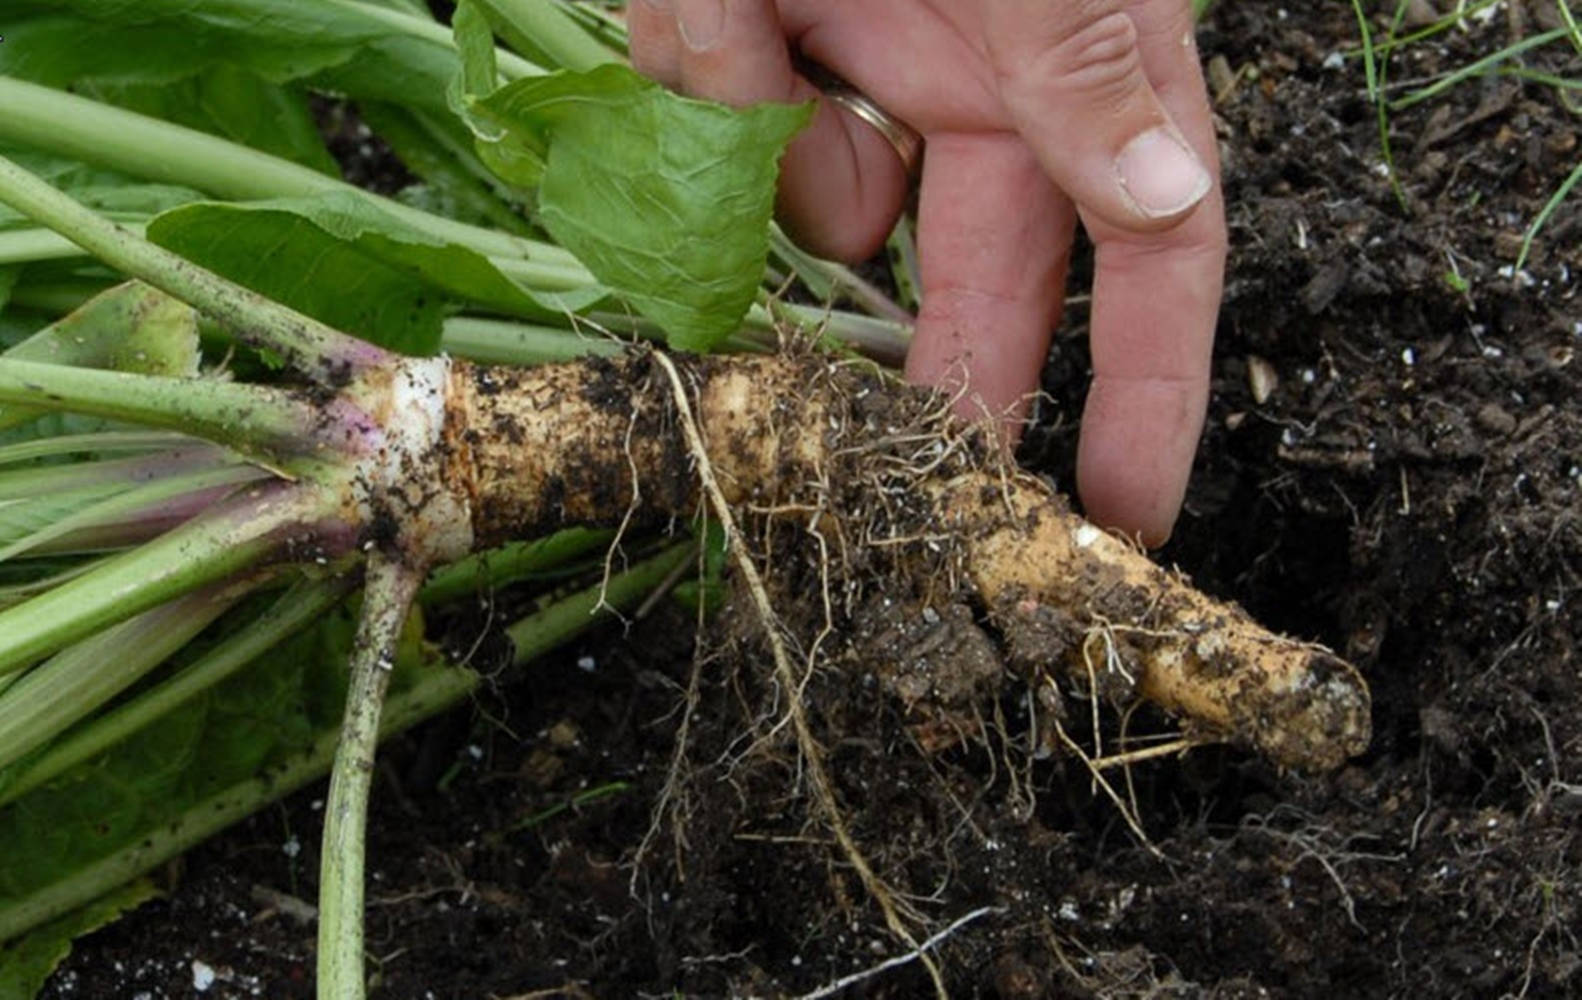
left=42, top=3, right=1581, bottom=998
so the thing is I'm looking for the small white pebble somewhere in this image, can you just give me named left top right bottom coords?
left=282, top=836, right=301, bottom=859
left=1401, top=347, right=1415, bottom=366
left=576, top=655, right=596, bottom=672
left=1073, top=524, right=1101, bottom=548
left=192, top=960, right=216, bottom=992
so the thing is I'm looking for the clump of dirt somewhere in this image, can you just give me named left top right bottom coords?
left=42, top=3, right=1581, bottom=998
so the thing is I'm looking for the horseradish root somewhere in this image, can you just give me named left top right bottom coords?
left=442, top=351, right=1370, bottom=772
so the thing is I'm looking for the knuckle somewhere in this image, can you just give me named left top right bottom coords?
left=1009, top=9, right=1146, bottom=110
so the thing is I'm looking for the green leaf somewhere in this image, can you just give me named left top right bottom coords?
left=78, top=68, right=340, bottom=176
left=0, top=282, right=200, bottom=432
left=358, top=102, right=535, bottom=236
left=0, top=152, right=205, bottom=232
left=0, top=879, right=160, bottom=999
left=452, top=0, right=502, bottom=120
left=0, top=3, right=462, bottom=114
left=472, top=65, right=812, bottom=350
left=147, top=191, right=603, bottom=355
left=0, top=483, right=128, bottom=555
left=0, top=595, right=449, bottom=927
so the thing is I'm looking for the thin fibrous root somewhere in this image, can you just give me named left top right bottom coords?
left=442, top=351, right=1371, bottom=773
left=648, top=352, right=949, bottom=999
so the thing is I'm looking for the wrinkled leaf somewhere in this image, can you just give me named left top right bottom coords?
left=147, top=191, right=602, bottom=355
left=470, top=65, right=811, bottom=350
left=0, top=879, right=159, bottom=998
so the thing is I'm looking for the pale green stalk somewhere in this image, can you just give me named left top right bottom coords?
left=0, top=578, right=352, bottom=807
left=0, top=448, right=228, bottom=502
left=334, top=0, right=546, bottom=79
left=476, top=0, right=620, bottom=72
left=421, top=527, right=615, bottom=606
left=0, top=359, right=318, bottom=458
left=507, top=543, right=693, bottom=662
left=317, top=556, right=424, bottom=1000
left=0, top=481, right=329, bottom=676
left=439, top=316, right=624, bottom=365
left=0, top=655, right=477, bottom=943
left=0, top=77, right=563, bottom=263
left=0, top=154, right=388, bottom=379
left=0, top=432, right=196, bottom=468
left=0, top=543, right=693, bottom=943
left=0, top=463, right=267, bottom=560
left=0, top=589, right=238, bottom=774
left=0, top=226, right=136, bottom=265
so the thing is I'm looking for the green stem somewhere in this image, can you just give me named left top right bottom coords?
left=768, top=227, right=911, bottom=326
left=0, top=446, right=229, bottom=501
left=421, top=527, right=616, bottom=606
left=0, top=578, right=352, bottom=807
left=1393, top=27, right=1571, bottom=109
left=0, top=226, right=137, bottom=266
left=0, top=463, right=267, bottom=560
left=0, top=359, right=318, bottom=458
left=1516, top=159, right=1582, bottom=271
left=0, top=154, right=388, bottom=380
left=0, top=539, right=693, bottom=942
left=0, top=654, right=479, bottom=944
left=0, top=77, right=556, bottom=262
left=317, top=555, right=424, bottom=1000
left=0, top=481, right=330, bottom=677
left=335, top=0, right=546, bottom=79
left=476, top=0, right=619, bottom=72
left=507, top=541, right=693, bottom=663
left=439, top=316, right=623, bottom=365
left=0, top=431, right=197, bottom=468
left=0, top=588, right=239, bottom=774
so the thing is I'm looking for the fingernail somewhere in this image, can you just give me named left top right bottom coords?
left=641, top=0, right=670, bottom=9
left=1115, top=127, right=1212, bottom=219
left=676, top=0, right=724, bottom=51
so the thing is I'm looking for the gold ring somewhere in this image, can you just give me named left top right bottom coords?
left=824, top=87, right=924, bottom=181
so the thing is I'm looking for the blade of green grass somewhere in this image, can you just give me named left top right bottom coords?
left=1394, top=27, right=1571, bottom=109
left=1515, top=159, right=1582, bottom=271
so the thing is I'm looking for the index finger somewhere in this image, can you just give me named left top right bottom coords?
left=1075, top=0, right=1227, bottom=545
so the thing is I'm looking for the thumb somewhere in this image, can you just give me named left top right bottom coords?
left=985, top=0, right=1212, bottom=230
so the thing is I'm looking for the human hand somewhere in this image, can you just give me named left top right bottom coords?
left=629, top=0, right=1227, bottom=546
